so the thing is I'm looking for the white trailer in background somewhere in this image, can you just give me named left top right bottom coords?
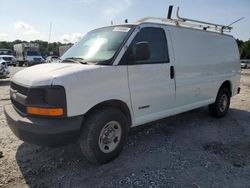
left=13, top=43, right=44, bottom=66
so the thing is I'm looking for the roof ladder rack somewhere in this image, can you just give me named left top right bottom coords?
left=176, top=7, right=232, bottom=33
left=136, top=6, right=235, bottom=34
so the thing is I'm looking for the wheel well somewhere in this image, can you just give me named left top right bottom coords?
left=85, top=100, right=132, bottom=126
left=219, top=80, right=232, bottom=96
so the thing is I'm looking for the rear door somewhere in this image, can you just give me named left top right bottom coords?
left=120, top=26, right=176, bottom=125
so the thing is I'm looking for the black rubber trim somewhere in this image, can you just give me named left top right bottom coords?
left=10, top=82, right=29, bottom=96
left=237, top=87, right=241, bottom=94
left=170, top=66, right=175, bottom=79
left=11, top=98, right=27, bottom=114
left=128, top=60, right=169, bottom=65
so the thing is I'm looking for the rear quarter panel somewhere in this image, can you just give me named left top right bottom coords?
left=167, top=26, right=240, bottom=107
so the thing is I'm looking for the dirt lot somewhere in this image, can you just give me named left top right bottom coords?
left=0, top=67, right=250, bottom=188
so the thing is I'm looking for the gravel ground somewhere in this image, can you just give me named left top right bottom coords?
left=0, top=67, right=250, bottom=188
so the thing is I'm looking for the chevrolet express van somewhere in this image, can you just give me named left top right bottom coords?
left=4, top=15, right=240, bottom=164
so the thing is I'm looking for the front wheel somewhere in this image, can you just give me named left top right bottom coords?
left=18, top=61, right=23, bottom=67
left=79, top=107, right=128, bottom=164
left=209, top=87, right=231, bottom=118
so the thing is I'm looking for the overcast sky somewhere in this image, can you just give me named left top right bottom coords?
left=0, top=0, right=249, bottom=43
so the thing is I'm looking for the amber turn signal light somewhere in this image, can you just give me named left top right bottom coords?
left=27, top=107, right=64, bottom=116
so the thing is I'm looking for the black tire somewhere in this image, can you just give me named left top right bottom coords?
left=79, top=107, right=129, bottom=164
left=18, top=62, right=23, bottom=67
left=209, top=87, right=231, bottom=118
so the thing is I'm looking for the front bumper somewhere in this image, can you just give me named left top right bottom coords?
left=0, top=69, right=9, bottom=78
left=27, top=61, right=44, bottom=65
left=4, top=104, right=84, bottom=147
left=4, top=61, right=17, bottom=66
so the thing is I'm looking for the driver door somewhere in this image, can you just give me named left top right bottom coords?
left=120, top=26, right=176, bottom=125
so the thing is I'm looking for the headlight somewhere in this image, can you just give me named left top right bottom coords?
left=12, top=57, right=17, bottom=62
left=26, top=86, right=67, bottom=117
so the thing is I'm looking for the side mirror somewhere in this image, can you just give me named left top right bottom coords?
left=134, top=42, right=150, bottom=61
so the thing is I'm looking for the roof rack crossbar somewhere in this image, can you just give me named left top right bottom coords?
left=135, top=6, right=233, bottom=34
left=176, top=7, right=232, bottom=33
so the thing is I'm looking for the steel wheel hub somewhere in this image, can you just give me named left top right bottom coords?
left=99, top=121, right=122, bottom=153
left=219, top=94, right=228, bottom=112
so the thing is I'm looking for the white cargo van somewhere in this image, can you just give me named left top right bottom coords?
left=4, top=10, right=240, bottom=164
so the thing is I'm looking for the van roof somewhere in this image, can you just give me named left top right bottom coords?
left=106, top=21, right=233, bottom=39
left=136, top=21, right=234, bottom=38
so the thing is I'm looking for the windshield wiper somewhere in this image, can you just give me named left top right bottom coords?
left=61, top=57, right=88, bottom=64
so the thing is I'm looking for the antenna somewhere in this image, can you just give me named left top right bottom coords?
left=227, top=17, right=244, bottom=27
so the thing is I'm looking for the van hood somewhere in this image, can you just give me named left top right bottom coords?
left=0, top=55, right=15, bottom=61
left=0, top=55, right=14, bottom=58
left=12, top=63, right=101, bottom=87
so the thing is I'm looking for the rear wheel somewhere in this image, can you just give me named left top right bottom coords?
left=18, top=61, right=23, bottom=67
left=79, top=107, right=128, bottom=164
left=209, top=87, right=231, bottom=118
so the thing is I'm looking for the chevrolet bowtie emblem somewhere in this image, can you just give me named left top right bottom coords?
left=12, top=90, right=17, bottom=99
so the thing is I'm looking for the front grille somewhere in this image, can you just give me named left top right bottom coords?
left=10, top=82, right=29, bottom=96
left=10, top=82, right=29, bottom=115
left=11, top=98, right=27, bottom=114
left=1, top=62, right=7, bottom=68
left=34, top=58, right=41, bottom=62
left=2, top=57, right=12, bottom=61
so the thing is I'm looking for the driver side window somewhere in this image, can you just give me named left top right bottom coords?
left=120, top=27, right=169, bottom=65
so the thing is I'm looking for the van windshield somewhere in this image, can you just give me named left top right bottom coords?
left=61, top=26, right=134, bottom=63
left=27, top=51, right=40, bottom=56
left=0, top=50, right=13, bottom=56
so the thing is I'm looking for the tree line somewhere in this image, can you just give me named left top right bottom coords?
left=236, top=39, right=250, bottom=59
left=0, top=39, right=250, bottom=59
left=0, top=40, right=73, bottom=57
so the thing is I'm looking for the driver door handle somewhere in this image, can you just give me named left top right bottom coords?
left=170, top=66, right=175, bottom=79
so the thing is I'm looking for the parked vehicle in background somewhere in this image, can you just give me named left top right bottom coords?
left=59, top=45, right=72, bottom=57
left=0, top=49, right=17, bottom=66
left=46, top=55, right=60, bottom=63
left=4, top=7, right=241, bottom=164
left=0, top=58, right=10, bottom=78
left=13, top=43, right=44, bottom=67
left=241, top=59, right=250, bottom=69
